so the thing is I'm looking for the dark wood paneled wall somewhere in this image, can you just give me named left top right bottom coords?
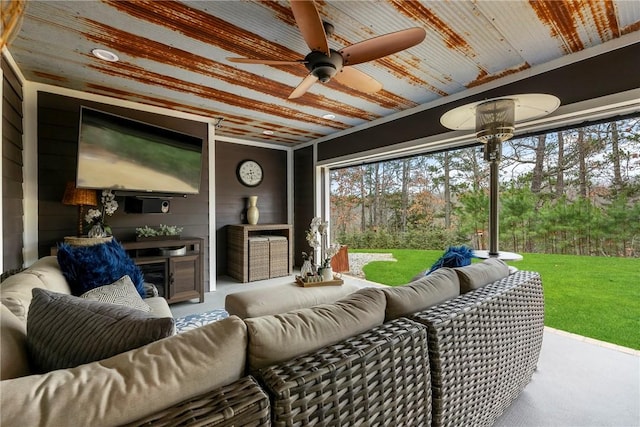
left=293, top=146, right=314, bottom=267
left=318, top=42, right=640, bottom=161
left=37, top=92, right=211, bottom=287
left=2, top=55, right=25, bottom=270
left=215, top=141, right=287, bottom=274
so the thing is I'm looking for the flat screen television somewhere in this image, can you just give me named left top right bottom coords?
left=76, top=107, right=203, bottom=194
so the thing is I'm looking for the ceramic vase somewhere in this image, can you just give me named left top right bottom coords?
left=247, top=196, right=259, bottom=225
left=319, top=266, right=333, bottom=282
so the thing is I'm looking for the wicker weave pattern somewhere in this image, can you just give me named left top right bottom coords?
left=268, top=237, right=289, bottom=278
left=409, top=270, right=544, bottom=427
left=248, top=238, right=270, bottom=281
left=256, top=318, right=432, bottom=427
left=227, top=225, right=293, bottom=283
left=125, top=376, right=270, bottom=427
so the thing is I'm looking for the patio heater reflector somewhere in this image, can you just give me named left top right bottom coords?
left=475, top=99, right=515, bottom=143
left=440, top=94, right=560, bottom=258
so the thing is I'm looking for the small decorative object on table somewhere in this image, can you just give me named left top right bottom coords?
left=299, top=217, right=341, bottom=284
left=136, top=224, right=184, bottom=241
left=247, top=195, right=259, bottom=225
left=300, top=251, right=315, bottom=277
left=85, top=190, right=118, bottom=238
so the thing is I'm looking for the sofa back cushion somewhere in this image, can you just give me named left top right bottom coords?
left=1, top=316, right=248, bottom=427
left=0, top=256, right=70, bottom=321
left=1, top=304, right=31, bottom=379
left=245, top=287, right=386, bottom=371
left=382, top=267, right=460, bottom=321
left=455, top=258, right=510, bottom=293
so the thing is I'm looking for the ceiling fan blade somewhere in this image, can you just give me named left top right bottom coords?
left=290, top=0, right=329, bottom=56
left=288, top=73, right=319, bottom=99
left=227, top=57, right=305, bottom=65
left=334, top=66, right=382, bottom=94
left=340, top=27, right=426, bottom=66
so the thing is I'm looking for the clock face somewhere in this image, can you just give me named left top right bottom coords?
left=237, top=160, right=263, bottom=187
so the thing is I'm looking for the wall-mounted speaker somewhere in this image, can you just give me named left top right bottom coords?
left=124, top=197, right=171, bottom=214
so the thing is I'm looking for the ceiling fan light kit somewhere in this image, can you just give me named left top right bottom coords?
left=304, top=50, right=343, bottom=82
left=227, top=0, right=426, bottom=99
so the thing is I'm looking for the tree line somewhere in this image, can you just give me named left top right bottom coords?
left=330, top=117, right=640, bottom=257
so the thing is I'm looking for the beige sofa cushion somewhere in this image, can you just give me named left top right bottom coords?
left=225, top=282, right=359, bottom=318
left=382, top=267, right=460, bottom=321
left=1, top=304, right=31, bottom=380
left=1, top=316, right=248, bottom=427
left=0, top=256, right=70, bottom=321
left=145, top=296, right=174, bottom=318
left=245, top=287, right=386, bottom=371
left=455, top=258, right=510, bottom=293
left=23, top=256, right=71, bottom=292
left=27, top=288, right=175, bottom=373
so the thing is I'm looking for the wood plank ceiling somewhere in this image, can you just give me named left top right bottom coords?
left=6, top=0, right=640, bottom=146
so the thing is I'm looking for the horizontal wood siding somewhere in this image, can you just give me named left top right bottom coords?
left=37, top=92, right=211, bottom=290
left=2, top=55, right=24, bottom=270
left=215, top=141, right=287, bottom=275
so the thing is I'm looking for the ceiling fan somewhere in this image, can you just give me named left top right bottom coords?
left=227, top=0, right=426, bottom=99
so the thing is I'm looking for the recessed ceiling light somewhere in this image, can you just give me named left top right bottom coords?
left=263, top=130, right=274, bottom=135
left=91, top=48, right=119, bottom=62
left=322, top=113, right=336, bottom=120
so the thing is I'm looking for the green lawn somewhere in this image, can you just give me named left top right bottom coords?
left=352, top=249, right=640, bottom=350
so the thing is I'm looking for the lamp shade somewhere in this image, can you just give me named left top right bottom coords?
left=62, top=182, right=97, bottom=206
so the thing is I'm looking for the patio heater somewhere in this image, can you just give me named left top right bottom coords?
left=440, top=94, right=560, bottom=258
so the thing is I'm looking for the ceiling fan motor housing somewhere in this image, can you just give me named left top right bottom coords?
left=305, top=50, right=344, bottom=82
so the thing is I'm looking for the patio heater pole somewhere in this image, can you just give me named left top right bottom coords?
left=486, top=136, right=501, bottom=257
left=440, top=94, right=560, bottom=260
left=477, top=99, right=514, bottom=258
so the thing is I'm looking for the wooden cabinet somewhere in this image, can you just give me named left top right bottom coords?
left=227, top=224, right=293, bottom=283
left=122, top=238, right=204, bottom=304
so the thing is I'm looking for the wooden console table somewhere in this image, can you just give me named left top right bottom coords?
left=227, top=224, right=293, bottom=283
left=51, top=237, right=204, bottom=304
left=122, top=238, right=204, bottom=304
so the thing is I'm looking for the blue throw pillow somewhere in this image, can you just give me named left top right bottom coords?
left=426, top=245, right=474, bottom=275
left=57, top=239, right=145, bottom=297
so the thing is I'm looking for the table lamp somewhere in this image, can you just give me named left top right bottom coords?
left=62, top=181, right=97, bottom=236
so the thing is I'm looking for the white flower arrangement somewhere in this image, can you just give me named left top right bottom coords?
left=85, top=190, right=118, bottom=235
left=306, top=217, right=340, bottom=268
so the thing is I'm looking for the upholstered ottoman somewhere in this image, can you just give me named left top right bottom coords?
left=225, top=282, right=360, bottom=319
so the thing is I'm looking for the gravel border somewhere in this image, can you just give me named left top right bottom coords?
left=345, top=252, right=397, bottom=278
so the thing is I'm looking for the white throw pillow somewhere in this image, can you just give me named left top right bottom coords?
left=81, top=275, right=151, bottom=312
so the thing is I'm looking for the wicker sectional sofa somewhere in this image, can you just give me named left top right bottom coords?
left=1, top=256, right=544, bottom=427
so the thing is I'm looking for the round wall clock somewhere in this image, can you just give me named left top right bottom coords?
left=236, top=160, right=263, bottom=187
